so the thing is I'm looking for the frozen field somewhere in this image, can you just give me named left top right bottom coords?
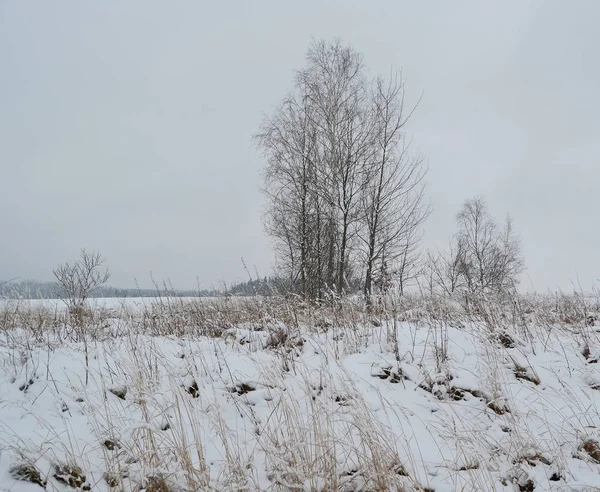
left=0, top=296, right=238, bottom=310
left=1, top=296, right=600, bottom=491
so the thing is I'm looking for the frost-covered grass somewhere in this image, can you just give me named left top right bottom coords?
left=2, top=294, right=600, bottom=491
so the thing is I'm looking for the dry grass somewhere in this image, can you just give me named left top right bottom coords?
left=2, top=290, right=600, bottom=490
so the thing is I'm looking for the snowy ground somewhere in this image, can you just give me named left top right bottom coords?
left=1, top=296, right=600, bottom=491
left=0, top=296, right=245, bottom=311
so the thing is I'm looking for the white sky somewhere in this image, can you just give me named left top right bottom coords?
left=1, top=1, right=598, bottom=291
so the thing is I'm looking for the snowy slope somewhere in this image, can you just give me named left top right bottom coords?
left=1, top=308, right=600, bottom=491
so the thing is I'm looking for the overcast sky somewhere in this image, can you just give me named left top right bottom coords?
left=1, top=1, right=598, bottom=291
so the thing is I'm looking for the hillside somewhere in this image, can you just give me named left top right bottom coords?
left=1, top=295, right=600, bottom=491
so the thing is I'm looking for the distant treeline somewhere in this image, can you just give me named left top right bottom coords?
left=0, top=277, right=280, bottom=300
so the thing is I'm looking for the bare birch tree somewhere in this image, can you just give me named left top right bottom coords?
left=360, top=75, right=429, bottom=305
left=425, top=239, right=465, bottom=296
left=256, top=39, right=429, bottom=302
left=426, top=198, right=524, bottom=297
left=256, top=83, right=324, bottom=298
left=455, top=197, right=524, bottom=295
left=257, top=40, right=371, bottom=298
left=298, top=40, right=373, bottom=294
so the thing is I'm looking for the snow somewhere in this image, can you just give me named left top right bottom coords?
left=1, top=299, right=600, bottom=490
left=0, top=296, right=255, bottom=312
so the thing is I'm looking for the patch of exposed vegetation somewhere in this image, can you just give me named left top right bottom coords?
left=108, top=386, right=127, bottom=400
left=513, top=363, right=541, bottom=385
left=579, top=439, right=600, bottom=464
left=10, top=462, right=47, bottom=488
left=185, top=378, right=199, bottom=398
left=53, top=463, right=91, bottom=490
left=229, top=382, right=256, bottom=395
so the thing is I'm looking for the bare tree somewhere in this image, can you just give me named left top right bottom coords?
left=257, top=81, right=323, bottom=298
left=455, top=197, right=524, bottom=295
left=257, top=39, right=372, bottom=298
left=395, top=225, right=426, bottom=296
left=425, top=239, right=465, bottom=296
left=53, top=249, right=111, bottom=315
left=359, top=75, right=429, bottom=305
left=299, top=39, right=373, bottom=294
left=426, top=198, right=524, bottom=298
left=256, top=39, right=428, bottom=302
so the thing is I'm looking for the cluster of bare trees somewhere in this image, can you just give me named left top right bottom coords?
left=256, top=40, right=429, bottom=302
left=49, top=46, right=522, bottom=309
left=427, top=197, right=525, bottom=298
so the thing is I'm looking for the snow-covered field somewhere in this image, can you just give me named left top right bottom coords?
left=1, top=295, right=600, bottom=491
left=0, top=296, right=246, bottom=311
